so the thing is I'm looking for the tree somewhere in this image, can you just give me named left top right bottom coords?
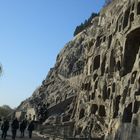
left=73, top=12, right=98, bottom=36
left=0, top=105, right=13, bottom=119
left=0, top=64, right=2, bottom=76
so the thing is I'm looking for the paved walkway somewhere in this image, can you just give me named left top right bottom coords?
left=0, top=131, right=48, bottom=140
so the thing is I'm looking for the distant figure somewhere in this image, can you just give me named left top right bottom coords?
left=11, top=118, right=19, bottom=140
left=28, top=120, right=35, bottom=139
left=20, top=119, right=27, bottom=138
left=1, top=118, right=9, bottom=140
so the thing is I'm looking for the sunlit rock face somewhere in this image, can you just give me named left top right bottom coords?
left=17, top=0, right=140, bottom=139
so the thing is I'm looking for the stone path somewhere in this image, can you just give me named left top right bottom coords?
left=0, top=136, right=47, bottom=140
left=0, top=131, right=48, bottom=140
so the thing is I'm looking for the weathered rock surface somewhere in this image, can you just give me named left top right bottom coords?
left=17, top=0, right=140, bottom=139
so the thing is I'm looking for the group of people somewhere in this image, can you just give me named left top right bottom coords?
left=1, top=117, right=35, bottom=140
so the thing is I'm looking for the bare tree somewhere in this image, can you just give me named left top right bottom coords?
left=0, top=64, right=2, bottom=75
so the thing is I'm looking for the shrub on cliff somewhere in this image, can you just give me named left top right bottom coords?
left=74, top=12, right=98, bottom=36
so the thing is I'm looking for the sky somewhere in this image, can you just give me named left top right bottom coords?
left=0, top=0, right=104, bottom=108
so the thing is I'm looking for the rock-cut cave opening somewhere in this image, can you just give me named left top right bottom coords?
left=123, top=28, right=140, bottom=76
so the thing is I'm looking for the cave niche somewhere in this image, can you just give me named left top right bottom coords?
left=133, top=101, right=140, bottom=114
left=101, top=56, right=106, bottom=76
left=123, top=7, right=130, bottom=29
left=79, top=108, right=85, bottom=119
left=113, top=95, right=121, bottom=118
left=122, top=28, right=140, bottom=76
left=131, top=71, right=137, bottom=84
left=122, top=103, right=132, bottom=123
left=137, top=2, right=140, bottom=15
left=91, top=104, right=98, bottom=114
left=93, top=55, right=100, bottom=71
left=99, top=105, right=106, bottom=117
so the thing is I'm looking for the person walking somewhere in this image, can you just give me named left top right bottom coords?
left=11, top=118, right=19, bottom=140
left=1, top=118, right=9, bottom=140
left=28, top=120, right=35, bottom=139
left=19, top=119, right=27, bottom=138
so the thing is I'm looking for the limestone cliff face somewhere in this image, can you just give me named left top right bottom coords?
left=18, top=0, right=140, bottom=139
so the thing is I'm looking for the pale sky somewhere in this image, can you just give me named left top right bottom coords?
left=0, top=0, right=104, bottom=108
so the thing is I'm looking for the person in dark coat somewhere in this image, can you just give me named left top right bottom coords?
left=1, top=118, right=9, bottom=140
left=19, top=119, right=27, bottom=138
left=11, top=118, right=19, bottom=140
left=28, top=120, right=35, bottom=139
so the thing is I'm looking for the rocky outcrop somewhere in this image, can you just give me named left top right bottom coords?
left=17, top=0, right=140, bottom=139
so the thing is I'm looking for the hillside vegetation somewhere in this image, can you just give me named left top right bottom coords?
left=0, top=105, right=13, bottom=120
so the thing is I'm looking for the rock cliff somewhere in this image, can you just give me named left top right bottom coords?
left=17, top=0, right=140, bottom=139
